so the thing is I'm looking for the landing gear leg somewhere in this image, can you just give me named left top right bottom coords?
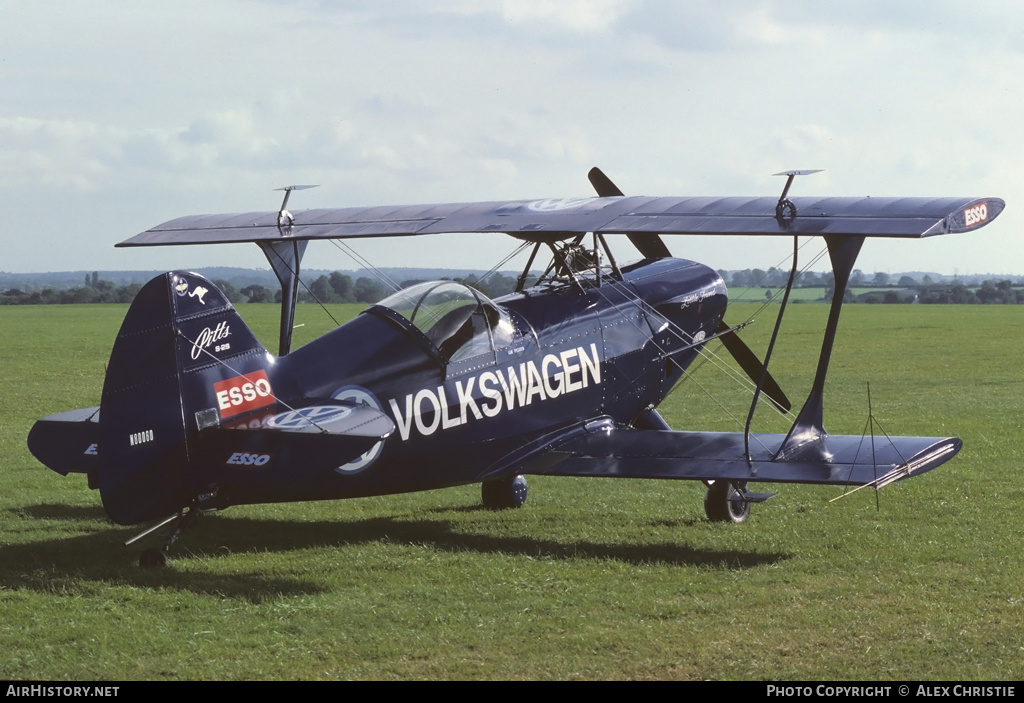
left=481, top=475, right=528, bottom=509
left=704, top=481, right=751, bottom=523
left=128, top=505, right=203, bottom=567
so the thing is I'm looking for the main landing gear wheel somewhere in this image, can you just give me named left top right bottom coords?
left=481, top=475, right=528, bottom=509
left=704, top=481, right=751, bottom=523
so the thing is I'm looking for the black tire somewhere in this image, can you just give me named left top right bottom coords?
left=481, top=475, right=528, bottom=509
left=704, top=481, right=750, bottom=523
left=139, top=547, right=168, bottom=568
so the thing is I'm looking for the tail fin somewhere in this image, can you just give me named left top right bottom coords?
left=99, top=272, right=273, bottom=524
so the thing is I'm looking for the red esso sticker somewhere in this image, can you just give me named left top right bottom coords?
left=965, top=202, right=988, bottom=227
left=214, top=371, right=275, bottom=418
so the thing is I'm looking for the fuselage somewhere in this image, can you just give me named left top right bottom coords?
left=233, top=257, right=728, bottom=506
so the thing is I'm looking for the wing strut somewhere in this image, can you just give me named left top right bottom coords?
left=776, top=233, right=866, bottom=460
left=260, top=185, right=319, bottom=356
left=259, top=239, right=307, bottom=356
left=515, top=242, right=543, bottom=293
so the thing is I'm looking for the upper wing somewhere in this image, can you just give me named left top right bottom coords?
left=118, top=195, right=1003, bottom=247
left=527, top=426, right=960, bottom=489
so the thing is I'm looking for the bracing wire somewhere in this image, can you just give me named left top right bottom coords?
left=831, top=381, right=913, bottom=503
left=584, top=274, right=785, bottom=456
left=261, top=244, right=341, bottom=329
left=325, top=236, right=535, bottom=339
left=584, top=236, right=836, bottom=446
left=328, top=238, right=403, bottom=294
left=173, top=326, right=340, bottom=434
left=734, top=238, right=830, bottom=323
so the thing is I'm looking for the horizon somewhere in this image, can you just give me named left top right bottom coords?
left=3, top=264, right=1021, bottom=288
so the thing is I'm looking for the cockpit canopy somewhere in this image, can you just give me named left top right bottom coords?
left=372, top=281, right=516, bottom=364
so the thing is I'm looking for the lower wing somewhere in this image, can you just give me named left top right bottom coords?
left=528, top=426, right=960, bottom=489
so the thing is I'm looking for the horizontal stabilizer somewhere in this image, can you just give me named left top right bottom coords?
left=28, top=407, right=100, bottom=477
left=534, top=428, right=960, bottom=488
left=119, top=195, right=1004, bottom=247
left=196, top=400, right=395, bottom=478
left=26, top=400, right=396, bottom=483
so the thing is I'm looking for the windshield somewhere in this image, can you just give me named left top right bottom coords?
left=374, top=281, right=515, bottom=363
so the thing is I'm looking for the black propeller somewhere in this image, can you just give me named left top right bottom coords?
left=588, top=166, right=791, bottom=414
left=715, top=321, right=791, bottom=413
left=587, top=165, right=625, bottom=197
left=588, top=167, right=671, bottom=258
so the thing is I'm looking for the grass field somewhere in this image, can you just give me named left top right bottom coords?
left=1, top=301, right=1022, bottom=680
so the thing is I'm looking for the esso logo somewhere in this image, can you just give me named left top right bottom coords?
left=214, top=370, right=275, bottom=418
left=226, top=452, right=270, bottom=466
left=965, top=203, right=988, bottom=227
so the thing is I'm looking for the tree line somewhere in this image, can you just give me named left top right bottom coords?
left=722, top=268, right=949, bottom=290
left=720, top=267, right=1024, bottom=305
left=3, top=267, right=1022, bottom=306
left=1, top=270, right=524, bottom=305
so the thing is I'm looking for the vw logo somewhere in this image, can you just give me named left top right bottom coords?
left=331, top=386, right=386, bottom=474
left=263, top=405, right=353, bottom=429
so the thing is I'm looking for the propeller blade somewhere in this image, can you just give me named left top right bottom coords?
left=587, top=167, right=671, bottom=258
left=588, top=167, right=786, bottom=410
left=587, top=166, right=625, bottom=197
left=715, top=321, right=792, bottom=413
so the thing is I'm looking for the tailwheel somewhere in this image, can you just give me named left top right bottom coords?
left=128, top=503, right=205, bottom=567
left=139, top=547, right=168, bottom=568
left=481, top=475, right=528, bottom=509
left=704, top=481, right=751, bottom=523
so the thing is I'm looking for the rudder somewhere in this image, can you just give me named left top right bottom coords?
left=99, top=272, right=272, bottom=524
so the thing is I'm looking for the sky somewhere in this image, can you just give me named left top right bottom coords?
left=2, top=1, right=1022, bottom=277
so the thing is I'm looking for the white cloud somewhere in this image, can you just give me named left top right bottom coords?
left=0, top=117, right=123, bottom=190
left=2, top=1, right=1023, bottom=274
left=500, top=0, right=630, bottom=34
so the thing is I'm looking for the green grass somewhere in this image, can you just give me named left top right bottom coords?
left=2, top=301, right=1023, bottom=680
left=727, top=287, right=913, bottom=303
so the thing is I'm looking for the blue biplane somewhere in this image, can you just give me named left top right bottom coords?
left=28, top=168, right=1003, bottom=566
